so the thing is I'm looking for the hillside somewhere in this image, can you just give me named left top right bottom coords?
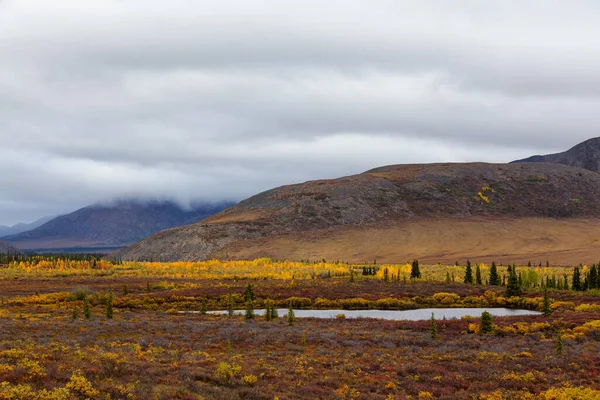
left=112, top=162, right=600, bottom=265
left=0, top=216, right=54, bottom=237
left=3, top=200, right=233, bottom=251
left=0, top=241, right=20, bottom=255
left=514, top=137, right=600, bottom=172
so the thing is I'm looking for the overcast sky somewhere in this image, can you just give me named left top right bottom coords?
left=1, top=0, right=599, bottom=225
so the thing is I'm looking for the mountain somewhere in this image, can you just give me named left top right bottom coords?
left=0, top=241, right=20, bottom=255
left=112, top=162, right=600, bottom=265
left=514, top=137, right=600, bottom=172
left=3, top=200, right=234, bottom=251
left=0, top=216, right=55, bottom=237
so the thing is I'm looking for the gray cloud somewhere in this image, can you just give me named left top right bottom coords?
left=0, top=0, right=598, bottom=225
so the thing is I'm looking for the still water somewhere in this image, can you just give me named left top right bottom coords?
left=199, top=308, right=541, bottom=321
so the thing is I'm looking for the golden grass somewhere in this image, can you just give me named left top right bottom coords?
left=217, top=217, right=600, bottom=266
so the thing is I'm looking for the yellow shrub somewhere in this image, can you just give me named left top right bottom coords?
left=574, top=304, right=600, bottom=312
left=539, top=385, right=600, bottom=399
left=432, top=292, right=461, bottom=305
left=65, top=370, right=100, bottom=399
left=241, top=374, right=258, bottom=386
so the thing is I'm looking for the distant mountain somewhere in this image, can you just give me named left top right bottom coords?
left=513, top=137, right=600, bottom=172
left=2, top=200, right=234, bottom=251
left=0, top=241, right=20, bottom=255
left=112, top=162, right=600, bottom=265
left=0, top=216, right=55, bottom=237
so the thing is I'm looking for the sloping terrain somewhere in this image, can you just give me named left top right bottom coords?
left=0, top=216, right=54, bottom=237
left=3, top=200, right=233, bottom=250
left=112, top=162, right=600, bottom=264
left=0, top=241, right=20, bottom=254
left=515, top=137, right=600, bottom=172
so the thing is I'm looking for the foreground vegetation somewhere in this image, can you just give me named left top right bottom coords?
left=0, top=256, right=598, bottom=399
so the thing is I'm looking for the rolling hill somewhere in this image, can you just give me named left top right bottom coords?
left=3, top=200, right=234, bottom=251
left=112, top=162, right=600, bottom=265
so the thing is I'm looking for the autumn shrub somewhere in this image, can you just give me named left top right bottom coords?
left=339, top=298, right=371, bottom=310
left=215, top=361, right=241, bottom=386
left=539, top=384, right=600, bottom=399
left=432, top=292, right=461, bottom=305
left=66, top=370, right=100, bottom=399
left=281, top=297, right=312, bottom=308
left=241, top=374, right=258, bottom=386
left=575, top=304, right=600, bottom=312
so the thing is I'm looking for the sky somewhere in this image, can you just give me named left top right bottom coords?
left=1, top=0, right=600, bottom=225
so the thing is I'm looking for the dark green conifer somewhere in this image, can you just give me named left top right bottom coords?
left=464, top=260, right=473, bottom=284
left=489, top=262, right=500, bottom=286
left=475, top=264, right=482, bottom=285
left=479, top=311, right=493, bottom=334
left=410, top=260, right=421, bottom=279
left=542, top=286, right=552, bottom=317
left=429, top=313, right=437, bottom=339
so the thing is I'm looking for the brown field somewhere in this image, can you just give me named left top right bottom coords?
left=221, top=217, right=600, bottom=266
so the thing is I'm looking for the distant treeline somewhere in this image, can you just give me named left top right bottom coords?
left=0, top=252, right=106, bottom=265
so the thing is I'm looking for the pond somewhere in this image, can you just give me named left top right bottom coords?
left=194, top=308, right=541, bottom=321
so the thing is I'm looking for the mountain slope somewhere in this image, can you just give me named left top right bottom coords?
left=0, top=241, right=20, bottom=254
left=514, top=137, right=600, bottom=172
left=0, top=216, right=55, bottom=237
left=112, top=162, right=600, bottom=264
left=3, top=200, right=234, bottom=250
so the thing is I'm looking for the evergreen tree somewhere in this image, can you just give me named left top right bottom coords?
left=227, top=294, right=234, bottom=317
left=105, top=292, right=113, bottom=319
left=445, top=271, right=451, bottom=284
left=542, top=286, right=552, bottom=317
left=83, top=296, right=91, bottom=319
left=245, top=300, right=255, bottom=320
left=489, top=262, right=500, bottom=286
left=270, top=302, right=279, bottom=320
left=479, top=311, right=493, bottom=334
left=572, top=267, right=582, bottom=291
left=72, top=306, right=78, bottom=320
left=383, top=267, right=389, bottom=282
left=200, top=299, right=208, bottom=315
left=475, top=264, right=482, bottom=285
left=590, top=264, right=598, bottom=289
left=244, top=283, right=255, bottom=302
left=410, top=260, right=421, bottom=279
left=429, top=313, right=437, bottom=339
left=563, top=274, right=569, bottom=291
left=505, top=267, right=522, bottom=297
left=464, top=260, right=473, bottom=284
left=122, top=284, right=129, bottom=296
left=287, top=303, right=295, bottom=326
left=556, top=331, right=563, bottom=355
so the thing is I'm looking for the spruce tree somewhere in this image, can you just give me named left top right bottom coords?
left=227, top=294, right=234, bottom=317
left=429, top=313, right=437, bottom=339
left=445, top=271, right=451, bottom=284
left=83, top=296, right=91, bottom=319
left=270, top=302, right=279, bottom=320
left=505, top=267, right=522, bottom=297
left=410, top=260, right=421, bottom=279
left=105, top=292, right=113, bottom=319
left=489, top=261, right=500, bottom=286
left=542, top=286, right=552, bottom=317
left=475, top=264, right=482, bottom=285
left=572, top=267, right=582, bottom=291
left=287, top=303, right=295, bottom=326
left=479, top=311, right=493, bottom=334
left=200, top=299, right=208, bottom=315
left=264, top=299, right=273, bottom=321
left=590, top=264, right=598, bottom=289
left=244, top=283, right=255, bottom=302
left=464, top=260, right=473, bottom=284
left=245, top=300, right=255, bottom=320
left=556, top=331, right=563, bottom=355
